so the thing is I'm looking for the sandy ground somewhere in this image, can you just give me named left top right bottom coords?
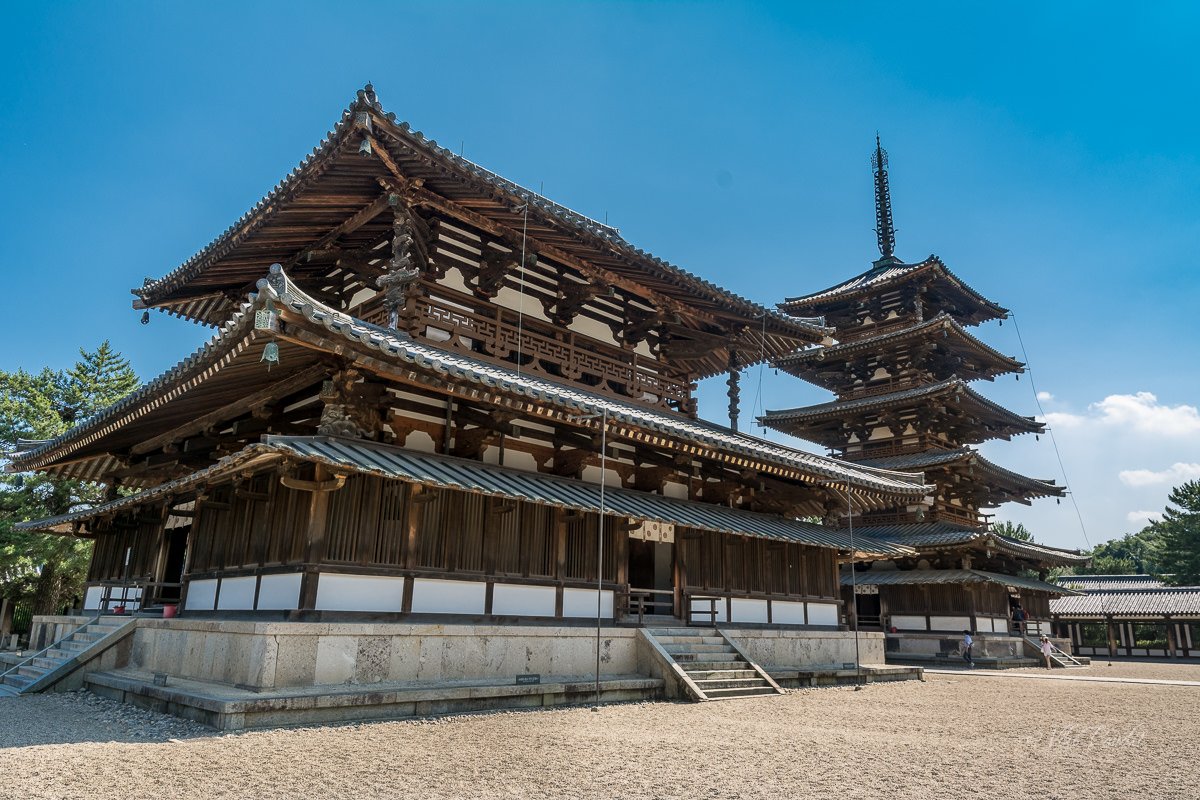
left=1, top=662, right=1197, bottom=800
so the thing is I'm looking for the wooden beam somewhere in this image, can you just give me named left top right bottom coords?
left=130, top=364, right=328, bottom=457
left=370, top=166, right=722, bottom=327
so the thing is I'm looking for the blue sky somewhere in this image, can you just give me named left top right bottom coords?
left=2, top=2, right=1197, bottom=550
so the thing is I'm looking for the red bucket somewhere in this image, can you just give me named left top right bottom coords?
left=163, top=604, right=178, bottom=619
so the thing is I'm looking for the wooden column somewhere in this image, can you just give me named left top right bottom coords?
left=727, top=350, right=741, bottom=432
left=298, top=465, right=332, bottom=611
left=1166, top=617, right=1177, bottom=658
left=1106, top=616, right=1117, bottom=658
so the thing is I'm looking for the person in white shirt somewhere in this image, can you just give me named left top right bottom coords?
left=1040, top=635, right=1054, bottom=669
left=961, top=630, right=974, bottom=668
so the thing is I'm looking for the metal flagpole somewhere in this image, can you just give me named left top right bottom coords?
left=593, top=407, right=608, bottom=710
left=845, top=485, right=862, bottom=689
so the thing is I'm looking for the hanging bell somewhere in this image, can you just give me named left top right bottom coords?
left=140, top=311, right=150, bottom=325
left=260, top=341, right=280, bottom=370
left=1056, top=498, right=1061, bottom=505
left=358, top=137, right=373, bottom=157
left=1035, top=434, right=1040, bottom=441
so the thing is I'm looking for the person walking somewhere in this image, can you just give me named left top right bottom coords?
left=961, top=629, right=974, bottom=668
left=1040, top=635, right=1054, bottom=669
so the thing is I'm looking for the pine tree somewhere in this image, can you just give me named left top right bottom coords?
left=1, top=342, right=140, bottom=616
left=1156, top=480, right=1200, bottom=586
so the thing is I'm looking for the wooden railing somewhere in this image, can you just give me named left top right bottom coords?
left=364, top=294, right=692, bottom=410
left=686, top=594, right=722, bottom=627
left=621, top=588, right=676, bottom=625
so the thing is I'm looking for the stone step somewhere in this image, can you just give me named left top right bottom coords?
left=683, top=668, right=760, bottom=682
left=2, top=673, right=32, bottom=689
left=702, top=685, right=779, bottom=699
left=46, top=648, right=74, bottom=660
left=663, top=643, right=734, bottom=655
left=72, top=632, right=107, bottom=643
left=651, top=628, right=718, bottom=638
left=691, top=677, right=771, bottom=691
left=17, top=665, right=48, bottom=680
left=33, top=657, right=66, bottom=670
left=61, top=640, right=91, bottom=651
left=669, top=652, right=742, bottom=664
left=0, top=683, right=18, bottom=697
left=653, top=635, right=726, bottom=646
left=675, top=659, right=749, bottom=672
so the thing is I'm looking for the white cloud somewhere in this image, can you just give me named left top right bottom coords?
left=1126, top=509, right=1164, bottom=527
left=1092, top=392, right=1200, bottom=436
left=1041, top=392, right=1200, bottom=437
left=1036, top=391, right=1054, bottom=402
left=1118, top=462, right=1200, bottom=487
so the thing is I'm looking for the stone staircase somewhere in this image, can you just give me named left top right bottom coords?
left=1023, top=636, right=1089, bottom=668
left=644, top=627, right=783, bottom=701
left=0, top=617, right=133, bottom=696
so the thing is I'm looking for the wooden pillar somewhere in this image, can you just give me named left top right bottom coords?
left=1106, top=617, right=1117, bottom=657
left=554, top=510, right=568, bottom=618
left=298, top=465, right=332, bottom=611
left=1166, top=617, right=1177, bottom=658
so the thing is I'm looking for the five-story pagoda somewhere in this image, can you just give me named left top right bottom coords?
left=760, top=138, right=1087, bottom=650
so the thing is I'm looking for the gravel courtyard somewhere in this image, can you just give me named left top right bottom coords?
left=1, top=663, right=1196, bottom=800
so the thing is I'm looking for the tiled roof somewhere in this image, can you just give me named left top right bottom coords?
left=773, top=313, right=1022, bottom=375
left=11, top=266, right=932, bottom=502
left=841, top=567, right=1079, bottom=595
left=846, top=522, right=1089, bottom=566
left=858, top=448, right=1062, bottom=497
left=134, top=84, right=825, bottom=340
left=1053, top=575, right=1165, bottom=591
left=779, top=255, right=1007, bottom=320
left=16, top=436, right=915, bottom=559
left=761, top=377, right=1044, bottom=435
left=1050, top=587, right=1200, bottom=618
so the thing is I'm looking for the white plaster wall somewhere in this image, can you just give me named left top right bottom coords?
left=568, top=314, right=619, bottom=346
left=83, top=586, right=103, bottom=611
left=316, top=574, right=406, bottom=613
left=403, top=430, right=438, bottom=454
left=216, top=576, right=257, bottom=611
left=690, top=597, right=727, bottom=623
left=730, top=598, right=769, bottom=624
left=185, top=579, right=218, bottom=611
left=929, top=615, right=972, bottom=632
left=500, top=450, right=539, bottom=473
left=492, top=584, right=556, bottom=617
left=771, top=600, right=806, bottom=625
left=562, top=588, right=614, bottom=618
left=493, top=286, right=551, bottom=322
left=257, top=574, right=303, bottom=611
left=662, top=481, right=689, bottom=500
left=891, top=614, right=928, bottom=631
left=806, top=603, right=839, bottom=627
left=580, top=465, right=623, bottom=488
left=411, top=578, right=487, bottom=615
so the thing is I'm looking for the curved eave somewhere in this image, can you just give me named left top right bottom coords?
left=858, top=448, right=1063, bottom=501
left=760, top=378, right=1044, bottom=436
left=774, top=313, right=1023, bottom=381
left=133, top=85, right=827, bottom=346
left=779, top=256, right=1008, bottom=323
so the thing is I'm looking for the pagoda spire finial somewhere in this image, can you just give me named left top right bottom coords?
left=871, top=133, right=897, bottom=261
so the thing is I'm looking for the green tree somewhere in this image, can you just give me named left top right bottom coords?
left=1, top=342, right=139, bottom=614
left=1072, top=527, right=1164, bottom=577
left=992, top=520, right=1035, bottom=542
left=1155, top=480, right=1200, bottom=586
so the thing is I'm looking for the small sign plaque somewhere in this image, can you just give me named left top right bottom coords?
left=515, top=673, right=541, bottom=686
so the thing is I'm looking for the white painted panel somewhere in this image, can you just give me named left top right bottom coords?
left=492, top=584, right=556, bottom=617
left=772, top=600, right=806, bottom=625
left=500, top=450, right=539, bottom=473
left=256, top=573, right=303, bottom=611
left=662, top=481, right=689, bottom=500
left=411, top=578, right=486, bottom=615
left=563, top=588, right=615, bottom=618
left=891, top=614, right=927, bottom=631
left=929, top=615, right=972, bottom=632
left=568, top=314, right=618, bottom=345
left=494, top=286, right=551, bottom=321
left=581, top=465, right=623, bottom=487
left=315, top=574, right=405, bottom=612
left=689, top=597, right=727, bottom=623
left=806, top=603, right=839, bottom=627
left=216, top=576, right=257, bottom=611
left=83, top=586, right=103, bottom=611
left=403, top=430, right=437, bottom=454
left=730, top=598, right=769, bottom=624
left=184, top=579, right=218, bottom=611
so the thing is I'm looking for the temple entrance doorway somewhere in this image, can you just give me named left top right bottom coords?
left=627, top=538, right=676, bottom=620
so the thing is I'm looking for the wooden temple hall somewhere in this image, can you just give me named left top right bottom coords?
left=12, top=86, right=933, bottom=633
left=760, top=137, right=1089, bottom=661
